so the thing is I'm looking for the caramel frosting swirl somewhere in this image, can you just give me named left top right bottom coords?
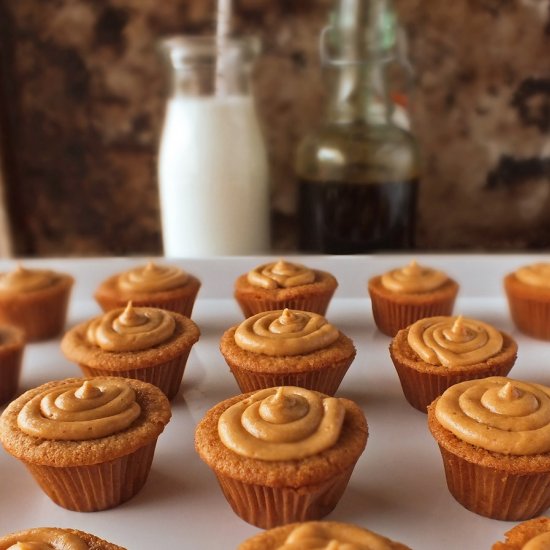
left=86, top=302, right=175, bottom=352
left=407, top=316, right=503, bottom=367
left=234, top=309, right=339, bottom=357
left=218, top=387, right=345, bottom=461
left=17, top=379, right=141, bottom=441
left=4, top=529, right=88, bottom=550
left=523, top=531, right=550, bottom=550
left=277, top=523, right=398, bottom=550
left=117, top=261, right=188, bottom=292
left=0, top=264, right=58, bottom=293
left=515, top=263, right=550, bottom=289
left=247, top=260, right=315, bottom=289
left=381, top=260, right=448, bottom=293
left=435, top=377, right=550, bottom=455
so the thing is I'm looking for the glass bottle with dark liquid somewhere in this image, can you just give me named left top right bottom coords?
left=296, top=0, right=420, bottom=254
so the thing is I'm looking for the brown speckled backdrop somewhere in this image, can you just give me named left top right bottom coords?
left=0, top=0, right=549, bottom=256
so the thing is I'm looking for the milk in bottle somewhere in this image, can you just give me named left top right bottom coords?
left=158, top=36, right=270, bottom=257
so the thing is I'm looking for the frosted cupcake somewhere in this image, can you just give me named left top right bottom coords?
left=220, top=309, right=356, bottom=395
left=0, top=325, right=25, bottom=405
left=0, top=527, right=126, bottom=550
left=195, top=386, right=368, bottom=529
left=368, top=260, right=459, bottom=336
left=0, top=264, right=73, bottom=341
left=94, top=261, right=201, bottom=318
left=234, top=259, right=338, bottom=318
left=0, top=377, right=171, bottom=512
left=390, top=315, right=517, bottom=412
left=61, top=302, right=200, bottom=399
left=504, top=262, right=550, bottom=340
left=492, top=517, right=550, bottom=549
left=428, top=377, right=550, bottom=520
left=238, top=521, right=411, bottom=550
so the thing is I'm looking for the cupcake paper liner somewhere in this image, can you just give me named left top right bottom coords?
left=0, top=277, right=73, bottom=342
left=22, top=441, right=158, bottom=512
left=95, top=292, right=199, bottom=319
left=78, top=349, right=191, bottom=400
left=504, top=275, right=550, bottom=340
left=0, top=345, right=23, bottom=405
left=437, top=444, right=550, bottom=521
left=226, top=356, right=353, bottom=396
left=370, top=292, right=457, bottom=337
left=390, top=354, right=515, bottom=412
left=235, top=293, right=335, bottom=319
left=214, top=463, right=356, bottom=529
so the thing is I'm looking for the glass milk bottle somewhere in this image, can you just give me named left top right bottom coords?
left=158, top=36, right=270, bottom=257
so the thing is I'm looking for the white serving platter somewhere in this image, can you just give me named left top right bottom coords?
left=0, top=254, right=549, bottom=550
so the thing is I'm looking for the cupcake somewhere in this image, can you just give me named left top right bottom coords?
left=0, top=264, right=73, bottom=341
left=368, top=260, right=459, bottom=336
left=220, top=309, right=356, bottom=395
left=504, top=262, right=550, bottom=340
left=492, top=517, right=550, bottom=549
left=195, top=386, right=368, bottom=529
left=389, top=315, right=517, bottom=412
left=0, top=376, right=171, bottom=512
left=428, top=376, right=550, bottom=521
left=94, top=261, right=201, bottom=318
left=234, top=259, right=338, bottom=318
left=61, top=302, right=200, bottom=400
left=0, top=527, right=126, bottom=550
left=0, top=325, right=25, bottom=406
left=238, top=521, right=411, bottom=550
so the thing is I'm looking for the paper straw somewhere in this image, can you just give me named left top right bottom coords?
left=215, top=0, right=232, bottom=96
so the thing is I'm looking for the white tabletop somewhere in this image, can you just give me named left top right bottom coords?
left=0, top=254, right=548, bottom=550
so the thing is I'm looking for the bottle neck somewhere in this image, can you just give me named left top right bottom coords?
left=324, top=60, right=394, bottom=125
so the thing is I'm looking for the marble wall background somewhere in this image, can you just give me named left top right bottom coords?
left=0, top=0, right=549, bottom=256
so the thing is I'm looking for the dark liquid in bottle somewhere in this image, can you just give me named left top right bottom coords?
left=298, top=178, right=418, bottom=254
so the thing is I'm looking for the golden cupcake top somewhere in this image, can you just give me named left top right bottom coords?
left=0, top=264, right=60, bottom=293
left=218, top=386, right=345, bottom=461
left=514, top=263, right=550, bottom=289
left=2, top=529, right=88, bottom=550
left=381, top=260, right=448, bottom=293
left=234, top=309, right=339, bottom=357
left=86, top=302, right=176, bottom=352
left=523, top=531, right=550, bottom=550
left=16, top=379, right=141, bottom=441
left=407, top=315, right=503, bottom=367
left=247, top=260, right=315, bottom=290
left=275, top=522, right=402, bottom=550
left=435, top=377, right=550, bottom=455
left=117, top=261, right=188, bottom=293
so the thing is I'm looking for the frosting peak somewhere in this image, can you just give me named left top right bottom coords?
left=234, top=309, right=339, bottom=356
left=407, top=316, right=503, bottom=367
left=218, top=387, right=345, bottom=461
left=0, top=264, right=59, bottom=293
left=4, top=529, right=89, bottom=550
left=435, top=377, right=550, bottom=455
left=276, top=522, right=400, bottom=550
left=515, top=263, right=550, bottom=289
left=17, top=379, right=141, bottom=441
left=86, top=304, right=176, bottom=352
left=117, top=262, right=188, bottom=293
left=247, top=260, right=315, bottom=289
left=381, top=261, right=448, bottom=293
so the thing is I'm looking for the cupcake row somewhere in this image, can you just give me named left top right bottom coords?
left=0, top=257, right=549, bottom=405
left=2, top=257, right=550, bottom=339
left=2, top=371, right=550, bottom=547
left=2, top=518, right=550, bottom=549
left=0, top=257, right=549, bottom=549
